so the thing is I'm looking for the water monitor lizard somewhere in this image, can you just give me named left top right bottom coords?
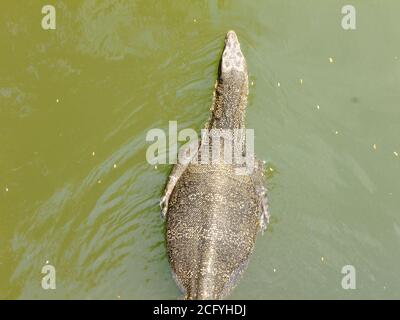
left=160, top=30, right=269, bottom=299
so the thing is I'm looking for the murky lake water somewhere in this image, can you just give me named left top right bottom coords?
left=1, top=0, right=400, bottom=299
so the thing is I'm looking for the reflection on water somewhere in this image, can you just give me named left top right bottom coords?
left=1, top=0, right=400, bottom=299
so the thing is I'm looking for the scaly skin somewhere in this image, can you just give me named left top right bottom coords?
left=163, top=31, right=269, bottom=299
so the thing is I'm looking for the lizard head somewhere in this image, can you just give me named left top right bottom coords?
left=220, top=30, right=247, bottom=76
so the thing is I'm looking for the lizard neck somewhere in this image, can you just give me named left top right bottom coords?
left=208, top=70, right=248, bottom=130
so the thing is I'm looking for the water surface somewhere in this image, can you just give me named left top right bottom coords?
left=1, top=0, right=400, bottom=299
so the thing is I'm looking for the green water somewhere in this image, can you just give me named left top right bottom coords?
left=1, top=0, right=400, bottom=299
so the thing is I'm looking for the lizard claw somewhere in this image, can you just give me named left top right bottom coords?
left=160, top=196, right=168, bottom=219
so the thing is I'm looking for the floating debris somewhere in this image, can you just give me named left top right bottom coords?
left=300, top=78, right=303, bottom=85
left=92, top=151, right=95, bottom=156
left=46, top=260, right=49, bottom=264
left=56, top=98, right=59, bottom=103
left=113, top=163, right=117, bottom=169
left=321, top=256, right=325, bottom=262
left=154, top=165, right=158, bottom=170
left=329, top=57, right=334, bottom=63
left=335, top=131, right=339, bottom=135
left=251, top=81, right=254, bottom=86
left=97, top=179, right=102, bottom=184
left=316, top=105, right=320, bottom=110
left=5, top=187, right=8, bottom=192
left=277, top=82, right=281, bottom=87
left=273, top=268, right=277, bottom=273
left=373, top=144, right=377, bottom=150
left=394, top=151, right=399, bottom=157
left=193, top=18, right=197, bottom=23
